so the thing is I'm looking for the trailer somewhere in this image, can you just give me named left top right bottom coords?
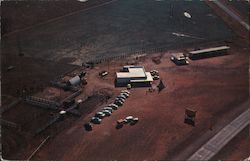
left=189, top=46, right=230, bottom=60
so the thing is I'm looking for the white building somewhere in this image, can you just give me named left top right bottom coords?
left=115, top=66, right=153, bottom=87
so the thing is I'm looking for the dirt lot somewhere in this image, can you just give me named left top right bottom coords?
left=26, top=39, right=248, bottom=160
left=2, top=36, right=248, bottom=160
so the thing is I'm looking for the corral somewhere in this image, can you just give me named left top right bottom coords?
left=1, top=0, right=249, bottom=160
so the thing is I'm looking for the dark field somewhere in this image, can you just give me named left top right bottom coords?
left=1, top=0, right=112, bottom=34
left=2, top=0, right=233, bottom=65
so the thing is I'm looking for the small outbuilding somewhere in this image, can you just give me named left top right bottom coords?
left=67, top=76, right=81, bottom=86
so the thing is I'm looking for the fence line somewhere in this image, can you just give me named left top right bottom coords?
left=0, top=119, right=21, bottom=130
left=27, top=135, right=50, bottom=160
left=24, top=96, right=60, bottom=110
left=83, top=39, right=227, bottom=65
left=0, top=98, right=22, bottom=114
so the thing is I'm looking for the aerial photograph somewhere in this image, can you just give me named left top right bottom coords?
left=0, top=0, right=249, bottom=160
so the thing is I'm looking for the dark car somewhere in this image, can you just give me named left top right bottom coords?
left=115, top=97, right=125, bottom=103
left=114, top=100, right=123, bottom=106
left=84, top=123, right=92, bottom=131
left=91, top=117, right=102, bottom=124
left=108, top=104, right=118, bottom=110
left=117, top=94, right=126, bottom=100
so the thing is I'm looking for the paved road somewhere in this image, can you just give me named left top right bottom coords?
left=188, top=105, right=250, bottom=161
left=213, top=0, right=250, bottom=31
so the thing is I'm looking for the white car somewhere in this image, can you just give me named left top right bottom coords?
left=103, top=107, right=113, bottom=112
left=130, top=117, right=139, bottom=125
left=102, top=110, right=111, bottom=116
left=95, top=112, right=105, bottom=118
left=125, top=116, right=134, bottom=122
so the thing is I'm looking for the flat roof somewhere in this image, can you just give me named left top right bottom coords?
left=130, top=72, right=153, bottom=83
left=123, top=65, right=144, bottom=69
left=171, top=53, right=186, bottom=59
left=189, top=46, right=230, bottom=54
left=117, top=67, right=146, bottom=78
left=68, top=76, right=81, bottom=85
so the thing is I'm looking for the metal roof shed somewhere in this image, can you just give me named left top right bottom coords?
left=68, top=76, right=81, bottom=86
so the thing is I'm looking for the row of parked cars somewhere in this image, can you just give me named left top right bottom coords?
left=84, top=90, right=130, bottom=131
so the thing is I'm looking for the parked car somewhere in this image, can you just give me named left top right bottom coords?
left=99, top=70, right=108, bottom=77
left=116, top=119, right=125, bottom=129
left=115, top=97, right=125, bottom=103
left=117, top=94, right=126, bottom=100
left=130, top=118, right=139, bottom=125
left=84, top=123, right=92, bottom=131
left=90, top=117, right=101, bottom=124
left=114, top=100, right=123, bottom=106
left=127, top=84, right=131, bottom=89
left=120, top=92, right=129, bottom=98
left=125, top=116, right=134, bottom=123
left=121, top=90, right=130, bottom=94
left=153, top=75, right=160, bottom=80
left=95, top=112, right=106, bottom=118
left=108, top=103, right=118, bottom=110
left=150, top=70, right=159, bottom=76
left=117, top=119, right=126, bottom=125
left=103, top=107, right=113, bottom=112
left=102, top=110, right=111, bottom=116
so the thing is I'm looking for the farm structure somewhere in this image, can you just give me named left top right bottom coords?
left=115, top=66, right=153, bottom=87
